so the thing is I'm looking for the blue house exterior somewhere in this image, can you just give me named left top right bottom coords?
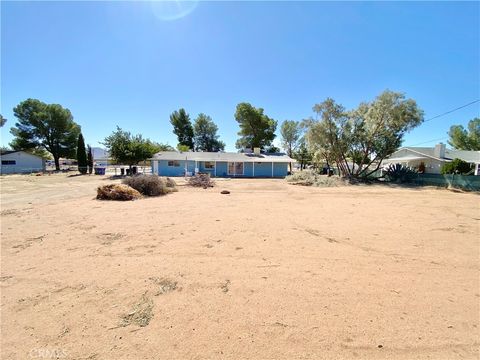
left=150, top=151, right=294, bottom=178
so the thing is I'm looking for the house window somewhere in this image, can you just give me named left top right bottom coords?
left=1, top=160, right=16, bottom=165
left=204, top=161, right=215, bottom=169
left=228, top=162, right=244, bottom=175
left=168, top=160, right=180, bottom=167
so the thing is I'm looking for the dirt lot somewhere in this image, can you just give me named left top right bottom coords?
left=1, top=173, right=479, bottom=359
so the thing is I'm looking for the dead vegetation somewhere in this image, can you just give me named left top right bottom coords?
left=188, top=173, right=215, bottom=188
left=149, top=277, right=178, bottom=295
left=122, top=175, right=177, bottom=196
left=96, top=184, right=142, bottom=201
left=121, top=294, right=154, bottom=327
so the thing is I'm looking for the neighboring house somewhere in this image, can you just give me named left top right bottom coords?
left=0, top=150, right=46, bottom=174
left=91, top=147, right=111, bottom=166
left=383, top=143, right=480, bottom=175
left=150, top=151, right=295, bottom=178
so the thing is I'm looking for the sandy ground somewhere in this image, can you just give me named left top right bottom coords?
left=1, top=173, right=479, bottom=360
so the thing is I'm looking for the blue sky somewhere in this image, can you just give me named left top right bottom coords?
left=1, top=1, right=479, bottom=151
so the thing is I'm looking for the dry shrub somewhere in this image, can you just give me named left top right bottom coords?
left=188, top=173, right=215, bottom=188
left=286, top=171, right=347, bottom=187
left=121, top=295, right=154, bottom=327
left=165, top=177, right=178, bottom=192
left=123, top=174, right=177, bottom=196
left=97, top=184, right=142, bottom=201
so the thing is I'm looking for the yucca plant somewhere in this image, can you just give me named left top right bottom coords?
left=384, top=163, right=417, bottom=183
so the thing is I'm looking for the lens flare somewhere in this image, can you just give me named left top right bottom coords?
left=150, top=0, right=199, bottom=21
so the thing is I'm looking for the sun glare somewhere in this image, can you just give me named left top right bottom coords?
left=150, top=0, right=199, bottom=21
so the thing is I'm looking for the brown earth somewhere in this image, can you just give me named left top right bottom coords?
left=1, top=173, right=479, bottom=359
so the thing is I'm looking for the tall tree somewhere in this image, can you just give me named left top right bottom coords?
left=87, top=145, right=93, bottom=174
left=0, top=114, right=6, bottom=127
left=305, top=91, right=423, bottom=178
left=448, top=118, right=480, bottom=151
left=77, top=133, right=87, bottom=174
left=193, top=113, right=225, bottom=152
left=235, top=103, right=277, bottom=150
left=170, top=108, right=194, bottom=150
left=293, top=140, right=313, bottom=171
left=153, top=142, right=175, bottom=152
left=280, top=120, right=302, bottom=171
left=10, top=99, right=80, bottom=170
left=102, top=127, right=159, bottom=171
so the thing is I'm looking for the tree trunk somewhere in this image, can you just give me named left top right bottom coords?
left=54, top=155, right=60, bottom=171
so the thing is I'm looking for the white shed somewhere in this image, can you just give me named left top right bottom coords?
left=1, top=151, right=46, bottom=174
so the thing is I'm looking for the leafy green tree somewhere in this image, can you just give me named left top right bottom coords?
left=176, top=144, right=190, bottom=152
left=0, top=115, right=6, bottom=127
left=448, top=118, right=480, bottom=151
left=77, top=133, right=87, bottom=174
left=280, top=120, right=302, bottom=171
left=153, top=142, right=175, bottom=152
left=102, top=127, right=159, bottom=171
left=170, top=108, right=194, bottom=150
left=280, top=120, right=301, bottom=155
left=10, top=99, right=80, bottom=170
left=305, top=91, right=423, bottom=178
left=193, top=113, right=225, bottom=152
left=293, top=140, right=313, bottom=170
left=440, top=158, right=472, bottom=175
left=235, top=103, right=277, bottom=150
left=87, top=145, right=93, bottom=174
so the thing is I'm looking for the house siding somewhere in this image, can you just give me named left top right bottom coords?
left=153, top=159, right=289, bottom=178
left=1, top=152, right=45, bottom=174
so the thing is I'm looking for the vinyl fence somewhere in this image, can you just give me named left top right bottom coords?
left=414, top=174, right=480, bottom=191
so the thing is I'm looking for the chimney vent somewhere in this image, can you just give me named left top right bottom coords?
left=434, top=143, right=446, bottom=159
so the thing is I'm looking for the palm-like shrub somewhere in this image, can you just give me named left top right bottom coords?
left=384, top=163, right=417, bottom=183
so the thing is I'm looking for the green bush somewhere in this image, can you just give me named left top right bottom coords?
left=122, top=174, right=177, bottom=196
left=440, top=158, right=472, bottom=175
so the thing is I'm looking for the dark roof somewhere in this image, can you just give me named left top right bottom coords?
left=0, top=150, right=19, bottom=156
left=0, top=150, right=45, bottom=159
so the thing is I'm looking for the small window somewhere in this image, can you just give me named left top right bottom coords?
left=168, top=160, right=180, bottom=167
left=1, top=160, right=16, bottom=165
left=204, top=161, right=215, bottom=169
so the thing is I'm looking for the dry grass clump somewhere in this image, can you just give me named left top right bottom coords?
left=188, top=173, right=215, bottom=188
left=121, top=295, right=154, bottom=327
left=149, top=277, right=178, bottom=295
left=96, top=184, right=142, bottom=201
left=122, top=175, right=177, bottom=196
left=286, top=171, right=347, bottom=187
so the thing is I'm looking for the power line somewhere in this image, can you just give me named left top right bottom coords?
left=405, top=99, right=479, bottom=146
left=423, top=99, right=480, bottom=123
left=405, top=137, right=448, bottom=147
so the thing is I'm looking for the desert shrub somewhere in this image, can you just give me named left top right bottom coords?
left=384, top=163, right=417, bottom=183
left=97, top=184, right=142, bottom=201
left=286, top=170, right=346, bottom=187
left=122, top=174, right=176, bottom=196
left=440, top=158, right=472, bottom=175
left=188, top=173, right=215, bottom=188
left=165, top=177, right=178, bottom=192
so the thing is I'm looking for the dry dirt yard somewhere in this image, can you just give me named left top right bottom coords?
left=1, top=173, right=479, bottom=360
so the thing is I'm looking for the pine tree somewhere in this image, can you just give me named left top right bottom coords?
left=77, top=133, right=87, bottom=174
left=87, top=145, right=93, bottom=174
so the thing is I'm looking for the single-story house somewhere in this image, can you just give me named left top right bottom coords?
left=1, top=150, right=46, bottom=174
left=150, top=151, right=295, bottom=178
left=383, top=143, right=480, bottom=175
